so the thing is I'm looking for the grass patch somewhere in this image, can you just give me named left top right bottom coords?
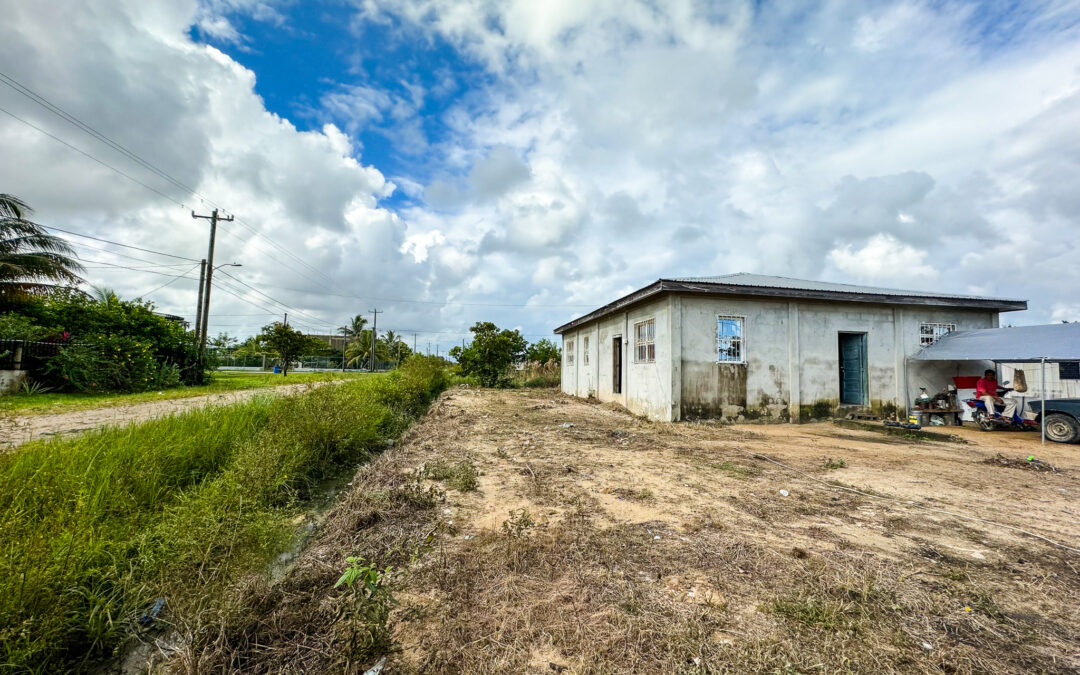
left=822, top=457, right=847, bottom=470
left=0, top=370, right=371, bottom=415
left=0, top=358, right=447, bottom=671
left=710, top=461, right=762, bottom=479
left=423, top=459, right=480, bottom=492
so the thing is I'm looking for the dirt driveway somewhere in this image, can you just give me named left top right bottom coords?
left=193, top=387, right=1080, bottom=674
left=0, top=382, right=325, bottom=449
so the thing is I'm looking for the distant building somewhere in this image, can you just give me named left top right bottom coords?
left=154, top=312, right=190, bottom=330
left=553, top=273, right=1026, bottom=422
left=308, top=334, right=347, bottom=351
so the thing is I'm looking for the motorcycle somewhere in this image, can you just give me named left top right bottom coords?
left=963, top=384, right=1039, bottom=432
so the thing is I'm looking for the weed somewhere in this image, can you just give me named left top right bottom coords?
left=822, top=457, right=847, bottom=470
left=333, top=556, right=396, bottom=663
left=711, top=461, right=761, bottom=479
left=423, top=459, right=479, bottom=492
left=501, top=508, right=535, bottom=538
left=0, top=358, right=447, bottom=671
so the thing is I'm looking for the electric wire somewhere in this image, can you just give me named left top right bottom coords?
left=143, top=263, right=202, bottom=296
left=0, top=104, right=186, bottom=207
left=42, top=225, right=200, bottom=261
left=0, top=72, right=341, bottom=291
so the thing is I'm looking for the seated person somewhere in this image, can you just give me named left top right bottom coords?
left=976, top=368, right=1016, bottom=419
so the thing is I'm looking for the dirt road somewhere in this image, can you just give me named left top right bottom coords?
left=0, top=381, right=326, bottom=448
left=187, top=388, right=1080, bottom=674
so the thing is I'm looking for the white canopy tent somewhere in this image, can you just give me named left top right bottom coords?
left=912, top=323, right=1080, bottom=443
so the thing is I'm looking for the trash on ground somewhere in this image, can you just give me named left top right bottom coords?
left=982, top=453, right=1060, bottom=473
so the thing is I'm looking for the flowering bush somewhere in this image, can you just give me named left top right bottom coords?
left=47, top=335, right=182, bottom=393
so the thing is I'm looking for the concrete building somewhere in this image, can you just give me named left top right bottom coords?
left=553, top=274, right=1026, bottom=422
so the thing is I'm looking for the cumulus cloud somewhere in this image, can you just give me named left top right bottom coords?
left=827, top=234, right=939, bottom=283
left=2, top=0, right=1079, bottom=352
left=0, top=0, right=435, bottom=339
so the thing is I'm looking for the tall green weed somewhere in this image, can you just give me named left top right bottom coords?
left=0, top=357, right=446, bottom=671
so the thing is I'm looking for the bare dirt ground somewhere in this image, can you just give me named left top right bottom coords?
left=0, top=382, right=326, bottom=449
left=188, top=387, right=1080, bottom=674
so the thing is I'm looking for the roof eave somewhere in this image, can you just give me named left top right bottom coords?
left=553, top=279, right=1027, bottom=334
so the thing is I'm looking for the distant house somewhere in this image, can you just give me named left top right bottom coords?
left=553, top=274, right=1026, bottom=422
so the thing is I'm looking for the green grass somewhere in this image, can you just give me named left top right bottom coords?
left=0, top=370, right=370, bottom=416
left=0, top=358, right=447, bottom=672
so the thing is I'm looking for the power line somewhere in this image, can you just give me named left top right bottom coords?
left=42, top=224, right=200, bottom=261
left=253, top=281, right=596, bottom=308
left=215, top=269, right=338, bottom=328
left=143, top=262, right=202, bottom=296
left=0, top=104, right=186, bottom=207
left=0, top=70, right=201, bottom=198
left=0, top=72, right=342, bottom=294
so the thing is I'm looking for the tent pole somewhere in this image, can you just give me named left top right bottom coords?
left=1040, top=357, right=1046, bottom=445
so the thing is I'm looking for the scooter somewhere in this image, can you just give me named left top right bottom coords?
left=963, top=385, right=1039, bottom=432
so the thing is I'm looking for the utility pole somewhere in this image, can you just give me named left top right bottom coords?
left=283, top=312, right=288, bottom=326
left=413, top=333, right=417, bottom=355
left=369, top=309, right=380, bottom=372
left=191, top=209, right=233, bottom=360
left=193, top=259, right=207, bottom=344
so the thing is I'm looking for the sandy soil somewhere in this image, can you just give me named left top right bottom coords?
left=196, top=387, right=1080, bottom=673
left=0, top=381, right=328, bottom=448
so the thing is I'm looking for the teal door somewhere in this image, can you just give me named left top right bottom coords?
left=838, top=333, right=868, bottom=405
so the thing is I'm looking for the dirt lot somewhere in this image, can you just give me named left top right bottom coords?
left=0, top=382, right=327, bottom=449
left=185, top=387, right=1080, bottom=674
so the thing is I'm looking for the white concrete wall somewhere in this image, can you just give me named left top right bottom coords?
left=560, top=295, right=675, bottom=420
left=563, top=293, right=1003, bottom=422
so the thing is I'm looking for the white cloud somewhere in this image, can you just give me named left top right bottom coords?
left=827, top=234, right=939, bottom=283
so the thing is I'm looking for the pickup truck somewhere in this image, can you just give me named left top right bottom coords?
left=1027, top=399, right=1080, bottom=444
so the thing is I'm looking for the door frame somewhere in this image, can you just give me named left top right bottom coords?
left=838, top=331, right=869, bottom=406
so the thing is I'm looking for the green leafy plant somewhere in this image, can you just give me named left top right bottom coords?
left=17, top=378, right=53, bottom=396
left=334, top=556, right=395, bottom=663
left=448, top=322, right=528, bottom=387
left=822, top=458, right=848, bottom=470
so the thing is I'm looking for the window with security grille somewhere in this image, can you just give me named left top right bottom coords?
left=634, top=319, right=655, bottom=363
left=920, top=322, right=956, bottom=346
left=717, top=316, right=744, bottom=363
left=565, top=338, right=574, bottom=365
left=1060, top=361, right=1080, bottom=380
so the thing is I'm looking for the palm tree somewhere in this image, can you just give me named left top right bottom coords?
left=383, top=329, right=404, bottom=365
left=338, top=314, right=368, bottom=346
left=0, top=194, right=83, bottom=302
left=92, top=286, right=120, bottom=306
left=344, top=335, right=370, bottom=367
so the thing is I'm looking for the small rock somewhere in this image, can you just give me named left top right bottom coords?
left=653, top=535, right=661, bottom=540
left=921, top=641, right=932, bottom=651
left=559, top=422, right=575, bottom=428
left=779, top=489, right=790, bottom=497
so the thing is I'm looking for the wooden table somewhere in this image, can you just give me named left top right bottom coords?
left=911, top=407, right=965, bottom=426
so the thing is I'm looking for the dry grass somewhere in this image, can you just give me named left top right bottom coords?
left=177, top=389, right=1080, bottom=674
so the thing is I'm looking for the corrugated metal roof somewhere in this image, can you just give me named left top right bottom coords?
left=669, top=273, right=1020, bottom=303
left=553, top=273, right=1027, bottom=334
left=913, top=323, right=1080, bottom=362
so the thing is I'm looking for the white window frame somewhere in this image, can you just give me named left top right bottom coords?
left=716, top=315, right=745, bottom=363
left=583, top=336, right=590, bottom=365
left=565, top=338, right=574, bottom=366
left=633, top=319, right=655, bottom=363
left=919, top=322, right=956, bottom=347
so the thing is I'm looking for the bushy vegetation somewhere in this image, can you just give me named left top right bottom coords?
left=450, top=323, right=561, bottom=388
left=0, top=355, right=448, bottom=672
left=1, top=289, right=205, bottom=391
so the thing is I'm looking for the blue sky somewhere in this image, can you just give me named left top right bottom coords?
left=2, top=0, right=1080, bottom=349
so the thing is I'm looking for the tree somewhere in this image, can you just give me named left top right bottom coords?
left=0, top=194, right=83, bottom=305
left=257, top=322, right=324, bottom=376
left=338, top=314, right=368, bottom=343
left=383, top=329, right=411, bottom=366
left=210, top=332, right=237, bottom=351
left=449, top=321, right=527, bottom=387
left=526, top=338, right=561, bottom=367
